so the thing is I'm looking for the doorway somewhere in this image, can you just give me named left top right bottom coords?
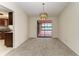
left=0, top=5, right=13, bottom=55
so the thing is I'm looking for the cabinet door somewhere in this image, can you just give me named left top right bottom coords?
left=0, top=19, right=8, bottom=26
left=0, top=32, right=5, bottom=39
left=0, top=20, right=5, bottom=26
left=8, top=12, right=13, bottom=25
left=5, top=33, right=13, bottom=47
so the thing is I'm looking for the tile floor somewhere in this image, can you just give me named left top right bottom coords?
left=0, top=40, right=12, bottom=56
left=6, top=38, right=77, bottom=56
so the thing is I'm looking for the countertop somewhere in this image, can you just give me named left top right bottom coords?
left=5, top=31, right=13, bottom=33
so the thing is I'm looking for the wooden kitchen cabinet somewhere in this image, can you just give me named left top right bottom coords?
left=0, top=32, right=5, bottom=39
left=0, top=19, right=8, bottom=26
left=8, top=12, right=13, bottom=25
left=4, top=33, right=13, bottom=47
left=0, top=20, right=5, bottom=26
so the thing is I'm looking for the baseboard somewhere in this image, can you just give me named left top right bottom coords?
left=53, top=37, right=59, bottom=39
left=28, top=37, right=36, bottom=39
left=4, top=48, right=14, bottom=56
left=58, top=38, right=78, bottom=55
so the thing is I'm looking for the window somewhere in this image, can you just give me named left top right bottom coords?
left=37, top=20, right=52, bottom=38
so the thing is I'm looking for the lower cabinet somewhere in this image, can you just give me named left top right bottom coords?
left=4, top=33, right=13, bottom=47
left=0, top=32, right=4, bottom=39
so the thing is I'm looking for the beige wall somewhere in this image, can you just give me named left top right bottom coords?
left=0, top=2, right=29, bottom=48
left=28, top=16, right=58, bottom=38
left=59, top=2, right=79, bottom=55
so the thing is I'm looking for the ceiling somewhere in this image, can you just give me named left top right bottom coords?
left=0, top=5, right=13, bottom=19
left=0, top=5, right=9, bottom=19
left=17, top=2, right=69, bottom=17
left=0, top=5, right=12, bottom=12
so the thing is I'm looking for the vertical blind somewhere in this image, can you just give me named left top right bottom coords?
left=38, top=21, right=52, bottom=37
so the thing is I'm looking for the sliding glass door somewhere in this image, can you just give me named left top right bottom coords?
left=37, top=20, right=52, bottom=38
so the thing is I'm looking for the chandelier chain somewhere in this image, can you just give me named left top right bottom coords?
left=42, top=3, right=45, bottom=13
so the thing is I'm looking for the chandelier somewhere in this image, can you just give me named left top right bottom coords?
left=39, top=3, right=48, bottom=20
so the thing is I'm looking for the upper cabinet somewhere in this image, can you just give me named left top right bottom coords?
left=0, top=12, right=13, bottom=26
left=8, top=12, right=13, bottom=25
left=0, top=19, right=8, bottom=26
